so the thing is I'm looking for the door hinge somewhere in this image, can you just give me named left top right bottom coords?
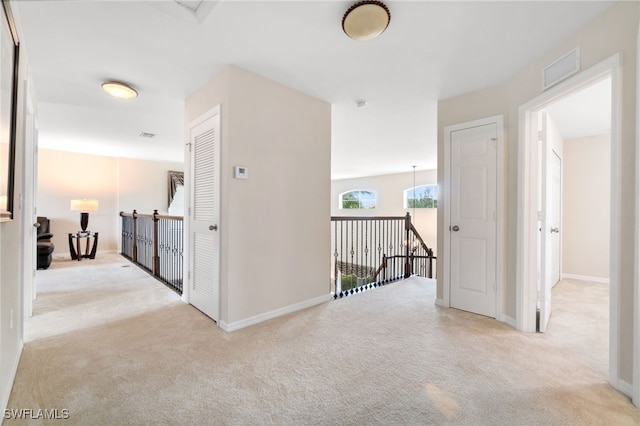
left=188, top=206, right=191, bottom=216
left=491, top=137, right=497, bottom=149
left=187, top=142, right=192, bottom=152
left=493, top=211, right=497, bottom=221
left=188, top=270, right=191, bottom=280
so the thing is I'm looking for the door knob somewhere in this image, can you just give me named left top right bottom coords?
left=209, top=225, right=218, bottom=231
left=551, top=227, right=559, bottom=233
left=33, top=222, right=40, bottom=228
left=451, top=225, right=460, bottom=232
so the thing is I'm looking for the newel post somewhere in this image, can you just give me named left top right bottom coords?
left=132, top=210, right=138, bottom=263
left=404, top=212, right=412, bottom=278
left=152, top=209, right=160, bottom=277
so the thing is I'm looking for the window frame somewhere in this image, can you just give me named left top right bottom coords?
left=339, top=189, right=377, bottom=210
left=403, top=184, right=438, bottom=209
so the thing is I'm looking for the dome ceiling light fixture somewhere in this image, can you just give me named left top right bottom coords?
left=342, top=1, right=391, bottom=41
left=101, top=81, right=138, bottom=100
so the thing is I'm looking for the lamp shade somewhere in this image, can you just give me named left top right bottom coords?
left=70, top=199, right=99, bottom=212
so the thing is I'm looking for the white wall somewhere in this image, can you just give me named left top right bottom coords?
left=331, top=170, right=438, bottom=256
left=117, top=157, right=184, bottom=215
left=186, top=65, right=331, bottom=328
left=37, top=148, right=184, bottom=257
left=437, top=1, right=638, bottom=387
left=1, top=5, right=32, bottom=411
left=38, top=149, right=119, bottom=255
left=562, top=134, right=610, bottom=281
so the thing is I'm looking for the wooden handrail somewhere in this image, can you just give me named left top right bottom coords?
left=409, top=223, right=434, bottom=257
left=331, top=212, right=436, bottom=298
left=120, top=209, right=184, bottom=295
left=331, top=215, right=406, bottom=221
left=119, top=211, right=183, bottom=221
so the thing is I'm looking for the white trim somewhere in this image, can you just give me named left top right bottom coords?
left=442, top=122, right=452, bottom=309
left=442, top=115, right=505, bottom=321
left=218, top=294, right=331, bottom=332
left=516, top=53, right=622, bottom=391
left=0, top=340, right=23, bottom=416
left=52, top=249, right=118, bottom=260
left=634, top=22, right=640, bottom=409
left=501, top=315, right=517, bottom=329
left=617, top=379, right=634, bottom=399
left=561, top=273, right=610, bottom=284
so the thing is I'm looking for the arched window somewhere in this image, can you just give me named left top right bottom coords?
left=404, top=184, right=437, bottom=208
left=339, top=190, right=376, bottom=209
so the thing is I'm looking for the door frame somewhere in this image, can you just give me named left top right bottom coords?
left=517, top=54, right=622, bottom=391
left=442, top=115, right=506, bottom=321
left=634, top=24, right=640, bottom=408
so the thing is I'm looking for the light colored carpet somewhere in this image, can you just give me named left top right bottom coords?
left=5, top=254, right=640, bottom=425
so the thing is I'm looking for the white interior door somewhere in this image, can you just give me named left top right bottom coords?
left=549, top=151, right=562, bottom=286
left=188, top=106, right=220, bottom=321
left=538, top=113, right=562, bottom=333
left=449, top=123, right=497, bottom=318
left=22, top=82, right=37, bottom=318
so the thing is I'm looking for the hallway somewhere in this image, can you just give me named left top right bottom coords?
left=6, top=254, right=639, bottom=425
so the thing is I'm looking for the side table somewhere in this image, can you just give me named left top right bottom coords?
left=68, top=231, right=99, bottom=261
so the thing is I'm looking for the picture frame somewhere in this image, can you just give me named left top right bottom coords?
left=0, top=0, right=18, bottom=222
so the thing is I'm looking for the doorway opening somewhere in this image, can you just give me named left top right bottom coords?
left=533, top=77, right=612, bottom=379
left=517, top=54, right=622, bottom=394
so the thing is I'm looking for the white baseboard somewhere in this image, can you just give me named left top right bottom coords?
left=1, top=339, right=23, bottom=416
left=562, top=273, right=610, bottom=284
left=500, top=314, right=517, bottom=329
left=53, top=249, right=118, bottom=260
left=219, top=294, right=331, bottom=332
left=615, top=378, right=634, bottom=398
left=435, top=298, right=446, bottom=307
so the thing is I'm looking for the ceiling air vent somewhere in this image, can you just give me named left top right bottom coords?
left=542, top=46, right=580, bottom=91
left=139, top=132, right=156, bottom=138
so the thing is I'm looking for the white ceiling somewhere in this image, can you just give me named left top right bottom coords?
left=12, top=1, right=615, bottom=179
left=545, top=76, right=612, bottom=139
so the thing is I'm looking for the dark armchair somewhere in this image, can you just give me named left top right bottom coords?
left=37, top=216, right=55, bottom=269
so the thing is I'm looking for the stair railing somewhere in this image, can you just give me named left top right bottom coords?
left=120, top=210, right=183, bottom=294
left=331, top=213, right=436, bottom=298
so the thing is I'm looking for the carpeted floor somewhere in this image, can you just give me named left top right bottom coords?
left=5, top=253, right=640, bottom=425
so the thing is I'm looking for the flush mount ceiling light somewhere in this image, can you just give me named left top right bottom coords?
left=342, top=1, right=391, bottom=41
left=101, top=81, right=138, bottom=100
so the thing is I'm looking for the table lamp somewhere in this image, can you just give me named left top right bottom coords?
left=70, top=199, right=98, bottom=232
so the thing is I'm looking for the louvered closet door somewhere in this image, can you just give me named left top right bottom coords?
left=189, top=106, right=220, bottom=321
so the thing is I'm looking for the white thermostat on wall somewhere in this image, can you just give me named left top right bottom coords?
left=234, top=166, right=248, bottom=179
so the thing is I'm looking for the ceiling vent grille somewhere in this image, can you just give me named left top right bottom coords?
left=140, top=132, right=156, bottom=138
left=543, top=46, right=580, bottom=91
